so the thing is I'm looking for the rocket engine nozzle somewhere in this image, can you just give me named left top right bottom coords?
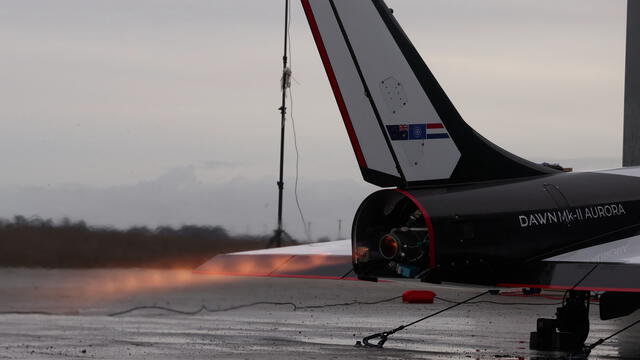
left=379, top=230, right=426, bottom=262
left=352, top=190, right=430, bottom=278
left=379, top=234, right=400, bottom=260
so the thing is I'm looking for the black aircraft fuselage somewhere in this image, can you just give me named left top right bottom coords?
left=352, top=170, right=640, bottom=289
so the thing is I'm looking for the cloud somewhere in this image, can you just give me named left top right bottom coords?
left=0, top=0, right=627, bottom=238
left=202, top=160, right=236, bottom=169
left=0, top=166, right=376, bottom=240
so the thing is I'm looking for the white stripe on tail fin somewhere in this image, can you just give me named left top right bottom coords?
left=302, top=0, right=557, bottom=187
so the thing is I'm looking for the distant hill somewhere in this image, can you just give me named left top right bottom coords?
left=0, top=216, right=295, bottom=268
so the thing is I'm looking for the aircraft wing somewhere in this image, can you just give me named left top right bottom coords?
left=196, top=236, right=640, bottom=293
left=194, top=240, right=356, bottom=280
left=499, top=235, right=640, bottom=293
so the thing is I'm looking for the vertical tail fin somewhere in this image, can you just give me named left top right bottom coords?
left=302, top=0, right=557, bottom=188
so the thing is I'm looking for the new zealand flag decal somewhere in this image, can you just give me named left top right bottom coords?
left=386, top=124, right=409, bottom=140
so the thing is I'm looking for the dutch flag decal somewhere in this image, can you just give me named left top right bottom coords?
left=426, top=123, right=449, bottom=139
left=386, top=123, right=450, bottom=141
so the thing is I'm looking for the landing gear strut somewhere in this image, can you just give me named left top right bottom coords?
left=530, top=290, right=591, bottom=353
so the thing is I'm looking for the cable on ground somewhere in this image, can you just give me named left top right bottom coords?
left=357, top=290, right=491, bottom=348
left=435, top=296, right=562, bottom=306
left=108, top=295, right=403, bottom=317
left=587, top=317, right=640, bottom=352
left=0, top=291, right=570, bottom=318
left=0, top=310, right=57, bottom=316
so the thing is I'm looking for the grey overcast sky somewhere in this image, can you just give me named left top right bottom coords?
left=0, top=1, right=628, bottom=239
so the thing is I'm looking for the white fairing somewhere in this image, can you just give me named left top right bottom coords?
left=307, top=0, right=461, bottom=182
left=546, top=235, right=640, bottom=264
left=597, top=166, right=640, bottom=177
left=230, top=239, right=351, bottom=256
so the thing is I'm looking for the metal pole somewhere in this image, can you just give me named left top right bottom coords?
left=274, top=0, right=290, bottom=247
left=624, top=0, right=640, bottom=166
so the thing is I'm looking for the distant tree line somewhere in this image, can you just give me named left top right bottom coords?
left=0, top=216, right=294, bottom=268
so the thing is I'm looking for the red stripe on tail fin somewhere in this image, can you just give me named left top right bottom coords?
left=301, top=0, right=367, bottom=168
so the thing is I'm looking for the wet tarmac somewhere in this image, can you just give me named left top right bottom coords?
left=0, top=268, right=638, bottom=359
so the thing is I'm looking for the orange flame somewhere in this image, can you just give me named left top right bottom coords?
left=195, top=254, right=351, bottom=278
left=54, top=268, right=235, bottom=304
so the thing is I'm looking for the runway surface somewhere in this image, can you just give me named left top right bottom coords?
left=0, top=268, right=638, bottom=359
